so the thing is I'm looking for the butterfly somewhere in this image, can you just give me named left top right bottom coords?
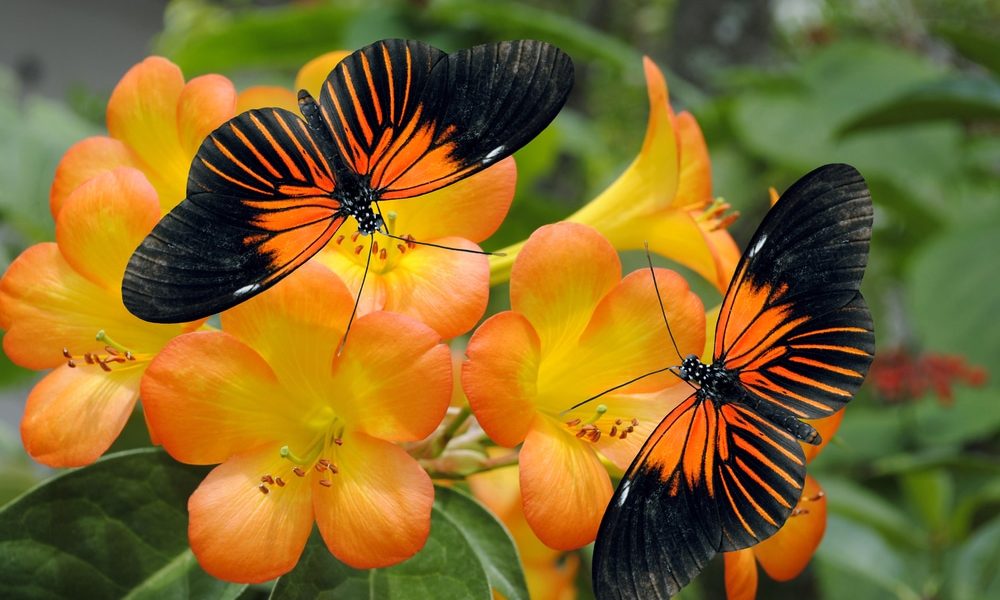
left=592, top=163, right=875, bottom=599
left=122, top=39, right=574, bottom=323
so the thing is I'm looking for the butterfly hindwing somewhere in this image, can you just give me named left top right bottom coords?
left=318, top=38, right=574, bottom=199
left=594, top=395, right=807, bottom=599
left=714, top=163, right=875, bottom=419
left=122, top=108, right=343, bottom=322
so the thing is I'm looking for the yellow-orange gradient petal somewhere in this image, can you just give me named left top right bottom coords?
left=592, top=385, right=693, bottom=471
left=520, top=416, right=613, bottom=550
left=511, top=223, right=621, bottom=355
left=802, top=409, right=846, bottom=463
left=333, top=312, right=451, bottom=442
left=21, top=364, right=142, bottom=467
left=313, top=431, right=433, bottom=569
left=236, top=86, right=299, bottom=114
left=55, top=168, right=160, bottom=290
left=754, top=475, right=827, bottom=581
left=724, top=549, right=759, bottom=600
left=463, top=311, right=541, bottom=447
left=177, top=73, right=238, bottom=158
left=188, top=445, right=314, bottom=583
left=386, top=157, right=516, bottom=243
left=142, top=331, right=301, bottom=465
left=49, top=136, right=139, bottom=218
left=294, top=51, right=351, bottom=101
left=670, top=111, right=712, bottom=210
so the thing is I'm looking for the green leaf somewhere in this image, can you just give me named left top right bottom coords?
left=271, top=486, right=526, bottom=599
left=821, top=476, right=925, bottom=550
left=934, top=24, right=1000, bottom=74
left=944, top=515, right=1000, bottom=600
left=839, top=76, right=1000, bottom=134
left=0, top=448, right=244, bottom=600
left=816, top=515, right=921, bottom=600
left=900, top=468, right=953, bottom=533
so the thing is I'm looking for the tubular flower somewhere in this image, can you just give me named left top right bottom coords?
left=50, top=56, right=237, bottom=216
left=463, top=222, right=705, bottom=549
left=0, top=168, right=201, bottom=467
left=141, top=263, right=452, bottom=583
left=723, top=410, right=845, bottom=599
left=490, top=57, right=740, bottom=293
left=238, top=50, right=517, bottom=339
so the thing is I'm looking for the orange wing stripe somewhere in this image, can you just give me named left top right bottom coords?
left=769, top=366, right=853, bottom=397
left=788, top=326, right=870, bottom=340
left=724, top=464, right=778, bottom=526
left=731, top=436, right=799, bottom=489
left=199, top=158, right=271, bottom=196
left=250, top=113, right=305, bottom=181
left=733, top=456, right=792, bottom=509
left=788, top=356, right=864, bottom=378
left=229, top=124, right=282, bottom=179
left=211, top=137, right=275, bottom=189
left=719, top=469, right=758, bottom=535
left=789, top=343, right=871, bottom=356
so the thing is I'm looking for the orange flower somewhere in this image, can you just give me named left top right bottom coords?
left=51, top=56, right=236, bottom=216
left=463, top=222, right=705, bottom=549
left=141, top=263, right=452, bottom=582
left=0, top=169, right=199, bottom=467
left=723, top=410, right=845, bottom=599
left=490, top=57, right=740, bottom=293
left=238, top=50, right=516, bottom=339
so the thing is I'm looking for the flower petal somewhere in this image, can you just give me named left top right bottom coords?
left=386, top=158, right=516, bottom=243
left=463, top=311, right=541, bottom=447
left=55, top=168, right=160, bottom=290
left=754, top=474, right=827, bottom=581
left=313, top=431, right=433, bottom=569
left=802, top=409, right=845, bottom=463
left=294, top=51, right=351, bottom=101
left=177, top=74, right=237, bottom=162
left=188, top=445, right=314, bottom=583
left=510, top=223, right=621, bottom=354
left=671, top=111, right=712, bottom=211
left=333, top=311, right=451, bottom=442
left=519, top=416, right=612, bottom=550
left=236, top=86, right=299, bottom=114
left=142, top=331, right=301, bottom=465
left=592, top=384, right=692, bottom=470
left=49, top=136, right=139, bottom=218
left=724, top=549, right=759, bottom=600
left=21, top=364, right=141, bottom=467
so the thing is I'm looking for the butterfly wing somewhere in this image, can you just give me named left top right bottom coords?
left=316, top=38, right=574, bottom=198
left=122, top=107, right=343, bottom=322
left=593, top=395, right=806, bottom=599
left=714, top=163, right=875, bottom=421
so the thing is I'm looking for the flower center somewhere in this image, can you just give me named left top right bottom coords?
left=61, top=329, right=145, bottom=372
left=256, top=419, right=346, bottom=494
left=562, top=404, right=641, bottom=444
left=332, top=211, right=417, bottom=273
left=789, top=489, right=825, bottom=517
left=694, top=198, right=738, bottom=231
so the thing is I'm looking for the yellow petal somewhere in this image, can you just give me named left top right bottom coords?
left=188, top=445, right=314, bottom=583
left=236, top=86, right=299, bottom=114
left=295, top=51, right=351, bottom=101
left=313, top=431, right=433, bottom=569
left=176, top=73, right=237, bottom=160
left=49, top=136, right=139, bottom=218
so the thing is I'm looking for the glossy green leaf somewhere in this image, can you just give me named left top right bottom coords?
left=0, top=448, right=243, bottom=600
left=270, top=486, right=525, bottom=600
left=816, top=515, right=921, bottom=600
left=821, top=476, right=925, bottom=550
left=839, top=77, right=1000, bottom=134
left=944, top=515, right=1000, bottom=600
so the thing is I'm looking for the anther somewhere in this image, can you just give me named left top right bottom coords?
left=575, top=429, right=588, bottom=439
left=292, top=467, right=306, bottom=477
left=274, top=477, right=286, bottom=487
left=84, top=353, right=95, bottom=364
left=125, top=351, right=135, bottom=361
left=405, top=234, right=416, bottom=249
left=565, top=418, right=582, bottom=427
left=354, top=244, right=364, bottom=255
left=333, top=438, right=343, bottom=446
left=258, top=484, right=269, bottom=494
left=609, top=425, right=618, bottom=437
left=98, top=361, right=112, bottom=372
left=351, top=231, right=360, bottom=242
left=397, top=244, right=407, bottom=254
left=318, top=458, right=331, bottom=468
left=589, top=429, right=602, bottom=442
left=328, top=464, right=339, bottom=474
left=261, top=475, right=274, bottom=484
left=372, top=241, right=379, bottom=254
left=336, top=235, right=345, bottom=245
left=615, top=419, right=623, bottom=426
left=314, top=463, right=327, bottom=472
left=380, top=248, right=387, bottom=260
left=67, top=359, right=76, bottom=368
left=104, top=346, right=119, bottom=356
left=619, top=430, right=628, bottom=440
left=631, top=418, right=639, bottom=427
left=318, top=479, right=332, bottom=488
left=62, top=348, right=72, bottom=359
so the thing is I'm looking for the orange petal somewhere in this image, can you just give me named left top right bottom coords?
left=176, top=73, right=237, bottom=162
left=671, top=111, right=712, bottom=210
left=463, top=311, right=541, bottom=447
left=142, top=331, right=300, bottom=465
left=754, top=475, right=827, bottom=581
left=294, top=51, right=351, bottom=101
left=510, top=223, right=621, bottom=353
left=49, top=136, right=139, bottom=218
left=21, top=364, right=142, bottom=467
left=188, top=445, right=314, bottom=583
left=802, top=409, right=846, bottom=463
left=332, top=312, right=451, bottom=442
left=55, top=168, right=160, bottom=290
left=387, top=157, right=516, bottom=243
left=724, top=549, right=759, bottom=600
left=236, top=86, right=299, bottom=114
left=313, top=431, right=433, bottom=569
left=519, top=416, right=613, bottom=550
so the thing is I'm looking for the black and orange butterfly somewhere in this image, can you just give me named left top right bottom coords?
left=592, top=164, right=875, bottom=599
left=122, top=39, right=573, bottom=323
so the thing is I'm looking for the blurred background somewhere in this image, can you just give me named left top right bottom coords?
left=1, top=1, right=997, bottom=598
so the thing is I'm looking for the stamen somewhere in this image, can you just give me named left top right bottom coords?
left=336, top=234, right=345, bottom=245
left=372, top=241, right=379, bottom=255
left=318, top=479, right=332, bottom=488
left=258, top=484, right=269, bottom=495
left=351, top=231, right=360, bottom=242
left=609, top=425, right=618, bottom=437
left=62, top=348, right=72, bottom=359
left=261, top=475, right=274, bottom=485
left=397, top=244, right=407, bottom=254
left=565, top=418, right=582, bottom=427
left=354, top=244, right=364, bottom=255
left=274, top=477, right=286, bottom=487
left=292, top=467, right=306, bottom=477
left=67, top=359, right=76, bottom=368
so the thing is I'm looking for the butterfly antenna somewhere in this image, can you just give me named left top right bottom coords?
left=337, top=237, right=374, bottom=356
left=562, top=365, right=678, bottom=415
left=645, top=242, right=684, bottom=363
left=372, top=202, right=504, bottom=256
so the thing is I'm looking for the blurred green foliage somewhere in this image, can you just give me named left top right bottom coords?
left=1, top=0, right=998, bottom=598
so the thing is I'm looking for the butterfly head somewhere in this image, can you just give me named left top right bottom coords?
left=678, top=354, right=708, bottom=384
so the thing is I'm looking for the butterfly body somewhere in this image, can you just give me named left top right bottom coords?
left=123, top=38, right=573, bottom=323
left=593, top=163, right=874, bottom=599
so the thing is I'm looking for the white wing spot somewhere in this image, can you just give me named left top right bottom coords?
left=234, top=283, right=262, bottom=297
left=484, top=145, right=505, bottom=162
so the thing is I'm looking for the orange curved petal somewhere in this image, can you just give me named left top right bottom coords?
left=385, top=157, right=516, bottom=243
left=802, top=409, right=846, bottom=463
left=754, top=475, right=827, bottom=581
left=236, top=86, right=299, bottom=113
left=55, top=168, right=160, bottom=290
left=49, top=136, right=139, bottom=218
left=519, top=416, right=612, bottom=550
left=294, top=51, right=351, bottom=101
left=188, top=445, right=314, bottom=583
left=463, top=311, right=541, bottom=447
left=332, top=312, right=451, bottom=442
left=176, top=73, right=237, bottom=162
left=724, top=549, right=759, bottom=600
left=21, top=364, right=142, bottom=467
left=142, top=331, right=303, bottom=465
left=510, top=223, right=621, bottom=353
left=313, top=431, right=433, bottom=569
left=671, top=111, right=713, bottom=211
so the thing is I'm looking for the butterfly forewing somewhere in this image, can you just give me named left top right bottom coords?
left=714, top=164, right=875, bottom=419
left=122, top=108, right=343, bottom=322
